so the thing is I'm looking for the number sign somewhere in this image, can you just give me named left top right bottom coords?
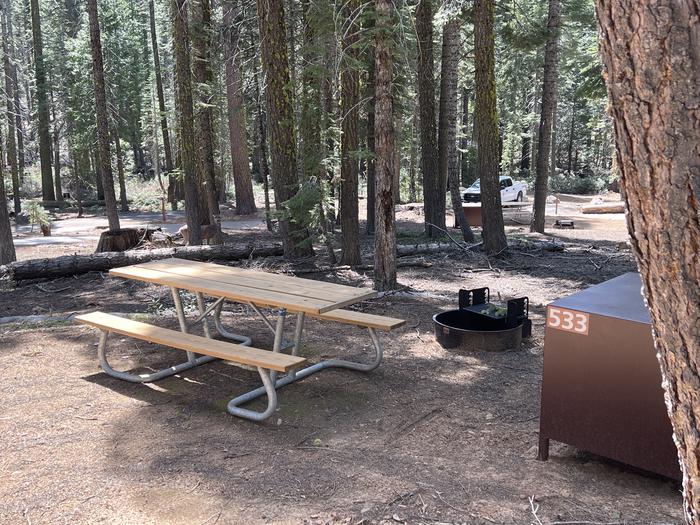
left=547, top=307, right=589, bottom=335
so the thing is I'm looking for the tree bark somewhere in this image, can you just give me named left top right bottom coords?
left=340, top=0, right=361, bottom=265
left=530, top=0, right=560, bottom=233
left=256, top=0, right=313, bottom=257
left=112, top=128, right=129, bottom=212
left=440, top=17, right=474, bottom=243
left=253, top=66, right=273, bottom=232
left=29, top=0, right=54, bottom=201
left=87, top=0, right=120, bottom=232
left=460, top=88, right=471, bottom=185
left=365, top=20, right=376, bottom=234
left=148, top=0, right=177, bottom=210
left=1, top=1, right=20, bottom=215
left=596, top=2, right=700, bottom=521
left=474, top=0, right=507, bottom=255
left=224, top=0, right=256, bottom=215
left=192, top=0, right=223, bottom=244
left=51, top=96, right=62, bottom=201
left=416, top=0, right=442, bottom=237
left=373, top=0, right=397, bottom=291
left=171, top=0, right=202, bottom=245
left=8, top=0, right=24, bottom=186
left=0, top=129, right=17, bottom=265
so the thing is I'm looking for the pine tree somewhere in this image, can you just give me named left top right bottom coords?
left=87, top=0, right=120, bottom=232
left=474, top=0, right=507, bottom=255
left=373, top=0, right=397, bottom=290
left=171, top=0, right=202, bottom=244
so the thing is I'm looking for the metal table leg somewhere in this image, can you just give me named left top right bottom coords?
left=227, top=326, right=384, bottom=416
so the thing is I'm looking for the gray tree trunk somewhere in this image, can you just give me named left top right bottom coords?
left=171, top=0, right=202, bottom=244
left=531, top=0, right=560, bottom=233
left=29, top=0, right=55, bottom=201
left=416, top=0, right=443, bottom=237
left=87, top=0, right=120, bottom=231
left=439, top=18, right=474, bottom=243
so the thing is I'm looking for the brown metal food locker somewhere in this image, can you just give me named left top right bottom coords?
left=538, top=272, right=681, bottom=480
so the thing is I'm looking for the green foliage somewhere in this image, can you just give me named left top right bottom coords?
left=548, top=170, right=612, bottom=195
left=26, top=201, right=51, bottom=228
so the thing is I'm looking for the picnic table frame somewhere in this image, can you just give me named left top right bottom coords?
left=99, top=258, right=389, bottom=421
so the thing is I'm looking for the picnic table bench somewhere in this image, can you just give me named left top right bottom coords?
left=76, top=258, right=404, bottom=421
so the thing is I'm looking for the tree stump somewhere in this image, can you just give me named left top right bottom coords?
left=95, top=228, right=141, bottom=253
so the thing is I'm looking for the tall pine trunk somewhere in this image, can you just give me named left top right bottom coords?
left=0, top=129, right=16, bottom=264
left=87, top=0, right=120, bottom=231
left=1, top=2, right=20, bottom=215
left=192, top=0, right=222, bottom=244
left=596, top=2, right=700, bottom=521
left=439, top=18, right=474, bottom=243
left=224, top=0, right=256, bottom=215
left=256, top=0, right=313, bottom=257
left=474, top=0, right=506, bottom=255
left=530, top=0, right=560, bottom=233
left=416, top=0, right=442, bottom=237
left=365, top=31, right=376, bottom=234
left=113, top=128, right=129, bottom=212
left=373, top=0, right=397, bottom=291
left=148, top=0, right=177, bottom=209
left=340, top=0, right=361, bottom=265
left=29, top=0, right=54, bottom=201
left=254, top=66, right=273, bottom=232
left=171, top=0, right=202, bottom=244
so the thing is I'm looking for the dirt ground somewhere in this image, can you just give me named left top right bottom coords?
left=0, top=198, right=685, bottom=524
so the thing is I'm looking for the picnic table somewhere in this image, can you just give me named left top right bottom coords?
left=76, top=258, right=404, bottom=421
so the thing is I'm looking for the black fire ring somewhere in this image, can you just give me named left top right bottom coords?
left=433, top=287, right=532, bottom=352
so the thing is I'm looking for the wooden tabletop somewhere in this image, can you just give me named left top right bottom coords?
left=109, top=258, right=377, bottom=315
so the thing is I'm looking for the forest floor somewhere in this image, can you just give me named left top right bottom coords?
left=0, top=194, right=684, bottom=524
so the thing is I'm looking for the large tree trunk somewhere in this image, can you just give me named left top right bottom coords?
left=148, top=0, right=178, bottom=210
left=256, top=0, right=313, bottom=257
left=439, top=18, right=474, bottom=243
left=340, top=0, right=361, bottom=265
left=365, top=24, right=376, bottom=235
left=29, top=0, right=55, bottom=201
left=373, top=0, right=397, bottom=291
left=87, top=0, right=121, bottom=232
left=474, top=0, right=507, bottom=255
left=0, top=130, right=17, bottom=265
left=530, top=0, right=560, bottom=233
left=171, top=0, right=203, bottom=245
left=192, top=0, right=223, bottom=244
left=1, top=2, right=20, bottom=215
left=416, top=0, right=442, bottom=237
left=596, top=2, right=700, bottom=521
left=224, top=0, right=256, bottom=215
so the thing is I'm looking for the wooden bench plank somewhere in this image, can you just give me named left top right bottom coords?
left=109, top=265, right=337, bottom=314
left=144, top=258, right=377, bottom=305
left=75, top=312, right=306, bottom=372
left=313, top=309, right=405, bottom=331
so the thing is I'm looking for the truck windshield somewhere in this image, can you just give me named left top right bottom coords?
left=469, top=180, right=481, bottom=189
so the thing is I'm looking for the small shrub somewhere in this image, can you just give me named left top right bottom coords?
left=26, top=201, right=51, bottom=232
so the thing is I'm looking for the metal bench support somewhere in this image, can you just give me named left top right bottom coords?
left=227, top=308, right=384, bottom=419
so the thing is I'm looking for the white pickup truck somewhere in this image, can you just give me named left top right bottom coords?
left=462, top=176, right=527, bottom=203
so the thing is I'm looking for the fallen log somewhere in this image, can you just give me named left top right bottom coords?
left=0, top=242, right=283, bottom=281
left=396, top=241, right=476, bottom=257
left=581, top=202, right=625, bottom=214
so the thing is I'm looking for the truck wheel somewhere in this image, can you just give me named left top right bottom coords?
left=516, top=192, right=523, bottom=202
